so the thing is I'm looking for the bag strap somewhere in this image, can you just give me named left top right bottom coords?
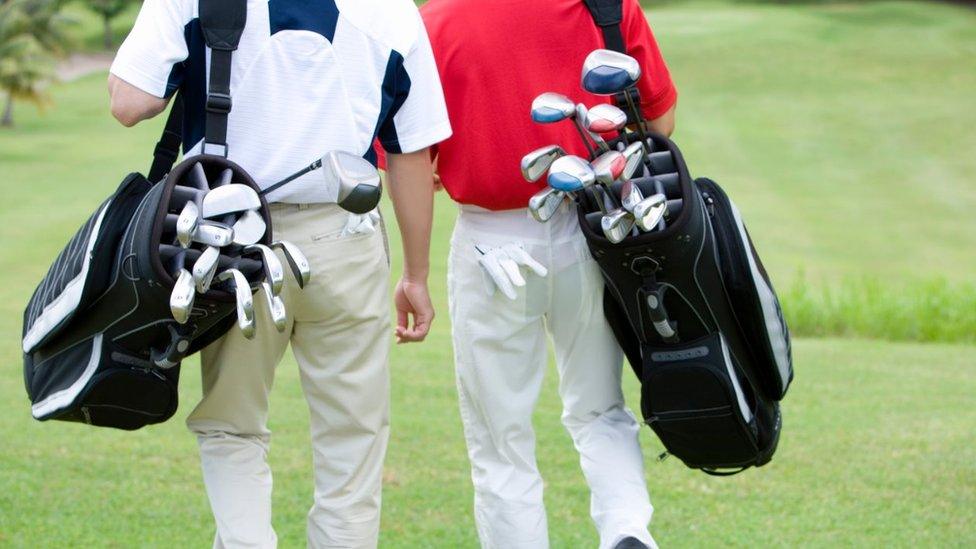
left=148, top=94, right=186, bottom=182
left=583, top=0, right=626, bottom=53
left=199, top=0, right=247, bottom=157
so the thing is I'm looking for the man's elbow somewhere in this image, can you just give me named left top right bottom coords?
left=110, top=100, right=142, bottom=127
left=108, top=75, right=167, bottom=127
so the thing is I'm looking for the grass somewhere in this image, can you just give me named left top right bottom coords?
left=1, top=0, right=975, bottom=546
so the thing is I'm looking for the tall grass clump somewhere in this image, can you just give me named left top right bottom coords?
left=781, top=273, right=976, bottom=343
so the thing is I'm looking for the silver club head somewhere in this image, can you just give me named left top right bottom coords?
left=633, top=193, right=668, bottom=232
left=321, top=151, right=383, bottom=215
left=260, top=282, right=288, bottom=332
left=201, top=184, right=262, bottom=219
left=547, top=155, right=596, bottom=193
left=520, top=145, right=566, bottom=183
left=622, top=142, right=646, bottom=181
left=581, top=49, right=642, bottom=95
left=270, top=240, right=311, bottom=289
left=591, top=150, right=626, bottom=187
left=576, top=103, right=609, bottom=152
left=620, top=180, right=645, bottom=213
left=192, top=221, right=235, bottom=248
left=601, top=208, right=636, bottom=244
left=176, top=201, right=200, bottom=249
left=528, top=187, right=565, bottom=223
left=217, top=269, right=256, bottom=339
left=585, top=103, right=628, bottom=134
left=530, top=92, right=576, bottom=123
left=192, top=246, right=221, bottom=294
left=244, top=243, right=285, bottom=295
left=232, top=210, right=267, bottom=246
left=170, top=269, right=195, bottom=324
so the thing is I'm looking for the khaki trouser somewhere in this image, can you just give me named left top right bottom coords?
left=186, top=203, right=391, bottom=549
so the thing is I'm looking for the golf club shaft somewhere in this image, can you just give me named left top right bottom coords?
left=260, top=158, right=323, bottom=197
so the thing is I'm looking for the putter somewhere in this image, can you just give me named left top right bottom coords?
left=270, top=240, right=311, bottom=288
left=547, top=155, right=597, bottom=193
left=530, top=92, right=596, bottom=157
left=217, top=269, right=256, bottom=339
left=260, top=282, right=288, bottom=332
left=244, top=243, right=285, bottom=295
left=633, top=193, right=668, bottom=232
left=201, top=184, right=262, bottom=219
left=175, top=201, right=200, bottom=248
left=192, top=246, right=221, bottom=294
left=231, top=210, right=267, bottom=246
left=170, top=268, right=196, bottom=324
left=528, top=187, right=565, bottom=223
left=602, top=208, right=636, bottom=244
left=520, top=145, right=566, bottom=182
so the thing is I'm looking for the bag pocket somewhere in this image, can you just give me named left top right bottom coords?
left=75, top=363, right=179, bottom=430
left=641, top=332, right=760, bottom=470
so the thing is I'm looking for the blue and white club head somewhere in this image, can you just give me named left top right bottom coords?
left=581, top=49, right=642, bottom=95
left=547, top=155, right=596, bottom=193
left=531, top=92, right=577, bottom=123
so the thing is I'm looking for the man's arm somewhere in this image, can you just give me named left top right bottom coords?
left=108, top=74, right=170, bottom=127
left=646, top=104, right=676, bottom=137
left=385, top=148, right=437, bottom=343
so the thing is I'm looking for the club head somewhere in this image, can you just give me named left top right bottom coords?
left=547, top=155, right=596, bottom=193
left=620, top=180, right=645, bottom=213
left=633, top=193, right=668, bottom=232
left=528, top=187, right=565, bottom=223
left=530, top=92, right=577, bottom=123
left=319, top=151, right=383, bottom=214
left=585, top=103, right=628, bottom=134
left=270, top=240, right=311, bottom=288
left=244, top=243, right=285, bottom=295
left=192, top=221, right=235, bottom=248
left=260, top=282, right=288, bottom=332
left=176, top=201, right=200, bottom=248
left=601, top=208, right=636, bottom=244
left=217, top=269, right=256, bottom=338
left=581, top=49, right=642, bottom=95
left=622, top=142, right=646, bottom=181
left=170, top=269, right=195, bottom=324
left=201, top=184, right=262, bottom=219
left=520, top=145, right=566, bottom=182
left=192, top=246, right=221, bottom=294
left=232, top=210, right=267, bottom=246
left=591, top=150, right=626, bottom=187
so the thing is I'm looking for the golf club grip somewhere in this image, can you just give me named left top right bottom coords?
left=159, top=244, right=263, bottom=275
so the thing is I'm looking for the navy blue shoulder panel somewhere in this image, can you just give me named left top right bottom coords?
left=165, top=19, right=207, bottom=154
left=374, top=51, right=411, bottom=155
left=269, top=0, right=339, bottom=41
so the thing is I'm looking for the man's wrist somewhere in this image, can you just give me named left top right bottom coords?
left=402, top=268, right=430, bottom=284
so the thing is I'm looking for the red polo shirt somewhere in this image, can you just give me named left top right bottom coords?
left=381, top=0, right=677, bottom=211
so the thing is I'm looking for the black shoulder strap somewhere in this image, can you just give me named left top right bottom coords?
left=148, top=94, right=185, bottom=182
left=583, top=0, right=626, bottom=53
left=199, top=0, right=247, bottom=157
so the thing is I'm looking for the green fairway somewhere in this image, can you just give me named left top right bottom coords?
left=2, top=0, right=975, bottom=546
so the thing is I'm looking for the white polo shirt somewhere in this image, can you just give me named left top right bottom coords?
left=111, top=0, right=452, bottom=204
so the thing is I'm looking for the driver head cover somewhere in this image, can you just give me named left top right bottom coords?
left=322, top=151, right=382, bottom=214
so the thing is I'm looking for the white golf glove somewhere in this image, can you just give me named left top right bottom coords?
left=341, top=210, right=381, bottom=237
left=475, top=242, right=548, bottom=300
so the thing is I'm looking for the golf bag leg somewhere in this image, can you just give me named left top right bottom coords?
left=448, top=233, right=551, bottom=549
left=546, top=249, right=656, bottom=549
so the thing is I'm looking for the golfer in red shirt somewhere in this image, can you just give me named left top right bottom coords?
left=423, top=1, right=676, bottom=547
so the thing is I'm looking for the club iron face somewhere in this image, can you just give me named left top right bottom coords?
left=170, top=269, right=195, bottom=324
left=260, top=282, right=288, bottom=332
left=201, top=184, right=262, bottom=219
left=321, top=151, right=383, bottom=214
left=528, top=187, right=565, bottom=223
left=547, top=155, right=596, bottom=193
left=530, top=92, right=577, bottom=123
left=176, top=201, right=200, bottom=248
left=217, top=269, right=256, bottom=338
left=581, top=49, right=642, bottom=95
left=620, top=180, right=645, bottom=213
left=244, top=244, right=285, bottom=295
left=192, top=221, right=235, bottom=248
left=231, top=210, right=267, bottom=246
left=585, top=103, right=628, bottom=134
left=271, top=240, right=311, bottom=288
left=591, top=150, right=626, bottom=186
left=633, top=193, right=668, bottom=232
left=192, top=246, right=221, bottom=294
left=622, top=142, right=646, bottom=181
left=520, top=145, right=566, bottom=183
left=601, top=208, right=636, bottom=244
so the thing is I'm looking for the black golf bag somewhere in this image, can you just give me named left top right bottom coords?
left=576, top=133, right=793, bottom=474
left=21, top=0, right=260, bottom=430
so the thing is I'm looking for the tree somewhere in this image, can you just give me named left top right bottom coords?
left=0, top=0, right=71, bottom=127
left=87, top=0, right=133, bottom=50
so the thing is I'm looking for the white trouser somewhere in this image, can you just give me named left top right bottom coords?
left=448, top=204, right=655, bottom=549
left=186, top=203, right=392, bottom=549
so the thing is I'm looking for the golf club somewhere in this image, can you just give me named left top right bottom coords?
left=159, top=245, right=264, bottom=277
left=620, top=179, right=645, bottom=213
left=601, top=208, right=636, bottom=244
left=530, top=92, right=597, bottom=157
left=528, top=187, right=565, bottom=223
left=270, top=240, right=311, bottom=289
left=633, top=193, right=668, bottom=232
left=217, top=269, right=256, bottom=339
left=520, top=145, right=566, bottom=182
left=591, top=150, right=626, bottom=207
left=621, top=142, right=646, bottom=180
left=188, top=220, right=235, bottom=247
left=547, top=155, right=597, bottom=193
left=192, top=245, right=221, bottom=294
left=244, top=243, right=285, bottom=295
left=170, top=268, right=195, bottom=324
left=201, top=184, right=262, bottom=219
left=231, top=209, right=267, bottom=246
left=175, top=201, right=200, bottom=248
left=260, top=282, right=288, bottom=332
left=576, top=104, right=609, bottom=153
left=580, top=49, right=650, bottom=153
left=259, top=151, right=382, bottom=215
left=585, top=103, right=629, bottom=136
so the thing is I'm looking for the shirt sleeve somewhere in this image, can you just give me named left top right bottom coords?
left=377, top=9, right=453, bottom=155
left=109, top=0, right=195, bottom=99
left=622, top=0, right=678, bottom=120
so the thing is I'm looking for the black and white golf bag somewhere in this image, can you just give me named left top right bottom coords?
left=577, top=134, right=793, bottom=474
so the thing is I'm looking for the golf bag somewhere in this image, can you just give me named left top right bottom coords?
left=21, top=0, right=260, bottom=430
left=576, top=133, right=793, bottom=474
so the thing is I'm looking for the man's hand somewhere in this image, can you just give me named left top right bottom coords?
left=394, top=278, right=434, bottom=343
